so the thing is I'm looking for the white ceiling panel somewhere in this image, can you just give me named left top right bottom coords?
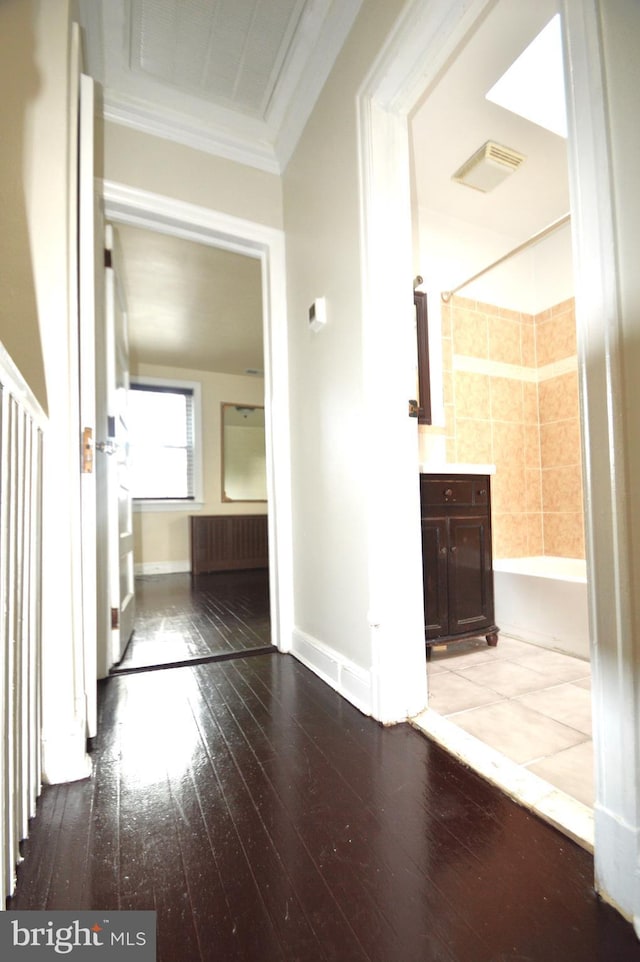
left=77, top=0, right=363, bottom=171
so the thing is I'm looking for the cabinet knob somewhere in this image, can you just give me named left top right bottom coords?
left=450, top=545, right=458, bottom=554
left=439, top=547, right=447, bottom=555
left=478, top=488, right=487, bottom=496
left=444, top=488, right=453, bottom=498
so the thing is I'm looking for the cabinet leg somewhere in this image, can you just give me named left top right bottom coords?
left=486, top=632, right=499, bottom=647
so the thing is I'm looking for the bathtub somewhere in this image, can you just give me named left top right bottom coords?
left=492, top=555, right=590, bottom=660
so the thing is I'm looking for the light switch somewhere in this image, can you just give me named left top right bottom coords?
left=308, top=297, right=327, bottom=332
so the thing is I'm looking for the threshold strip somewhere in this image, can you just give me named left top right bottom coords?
left=109, top=645, right=277, bottom=677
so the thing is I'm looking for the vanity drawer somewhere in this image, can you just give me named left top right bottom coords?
left=420, top=475, right=489, bottom=508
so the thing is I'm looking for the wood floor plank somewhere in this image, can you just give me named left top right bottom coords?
left=9, top=647, right=640, bottom=962
left=118, top=571, right=271, bottom=671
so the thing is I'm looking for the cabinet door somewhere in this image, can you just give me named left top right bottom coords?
left=447, top=515, right=493, bottom=635
left=421, top=518, right=449, bottom=639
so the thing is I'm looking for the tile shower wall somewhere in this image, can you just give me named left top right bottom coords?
left=432, top=295, right=584, bottom=559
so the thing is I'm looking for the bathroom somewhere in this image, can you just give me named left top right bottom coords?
left=409, top=0, right=593, bottom=834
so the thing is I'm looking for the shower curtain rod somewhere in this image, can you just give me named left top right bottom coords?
left=440, top=212, right=571, bottom=302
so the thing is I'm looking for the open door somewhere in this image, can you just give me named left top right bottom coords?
left=102, top=225, right=136, bottom=665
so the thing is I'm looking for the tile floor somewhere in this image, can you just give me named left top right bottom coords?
left=426, top=634, right=594, bottom=808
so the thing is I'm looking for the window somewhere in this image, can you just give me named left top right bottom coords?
left=129, top=378, right=202, bottom=508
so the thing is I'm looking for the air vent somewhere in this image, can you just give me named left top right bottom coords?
left=452, top=141, right=526, bottom=193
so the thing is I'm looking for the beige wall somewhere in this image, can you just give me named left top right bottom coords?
left=433, top=294, right=584, bottom=559
left=282, top=0, right=406, bottom=664
left=131, top=362, right=266, bottom=569
left=104, top=122, right=284, bottom=230
left=0, top=0, right=52, bottom=408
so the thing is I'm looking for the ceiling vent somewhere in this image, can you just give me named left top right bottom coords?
left=452, top=141, right=526, bottom=192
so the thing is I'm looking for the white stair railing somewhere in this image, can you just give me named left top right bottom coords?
left=0, top=342, right=46, bottom=903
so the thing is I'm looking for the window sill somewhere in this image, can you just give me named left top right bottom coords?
left=133, top=500, right=205, bottom=514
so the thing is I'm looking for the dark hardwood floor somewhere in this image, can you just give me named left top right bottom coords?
left=8, top=653, right=640, bottom=962
left=115, top=570, right=272, bottom=671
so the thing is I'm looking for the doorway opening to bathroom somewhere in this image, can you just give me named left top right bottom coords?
left=409, top=0, right=592, bottom=841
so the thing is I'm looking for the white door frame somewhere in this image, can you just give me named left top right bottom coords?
left=358, top=0, right=640, bottom=930
left=101, top=181, right=294, bottom=657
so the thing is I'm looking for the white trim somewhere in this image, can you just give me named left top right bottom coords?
left=0, top=343, right=47, bottom=429
left=41, top=722, right=92, bottom=786
left=562, top=0, right=640, bottom=930
left=356, top=0, right=496, bottom=726
left=130, top=374, right=204, bottom=505
left=101, top=181, right=294, bottom=657
left=133, top=501, right=204, bottom=514
left=290, top=627, right=373, bottom=718
left=134, top=561, right=190, bottom=576
left=274, top=0, right=364, bottom=170
left=103, top=92, right=280, bottom=175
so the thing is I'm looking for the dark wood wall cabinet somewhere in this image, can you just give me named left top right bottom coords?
left=190, top=515, right=268, bottom=576
left=420, top=473, right=499, bottom=655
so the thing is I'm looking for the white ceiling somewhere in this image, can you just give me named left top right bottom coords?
left=411, top=0, right=568, bottom=243
left=92, top=0, right=570, bottom=376
left=115, top=225, right=264, bottom=376
left=76, top=0, right=362, bottom=173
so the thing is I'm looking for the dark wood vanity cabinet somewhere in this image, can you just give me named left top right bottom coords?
left=420, top=473, right=499, bottom=653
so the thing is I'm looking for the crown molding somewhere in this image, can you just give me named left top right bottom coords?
left=272, top=0, right=363, bottom=169
left=79, top=0, right=361, bottom=176
left=103, top=91, right=281, bottom=174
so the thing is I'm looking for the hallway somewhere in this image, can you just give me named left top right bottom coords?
left=8, top=651, right=640, bottom=961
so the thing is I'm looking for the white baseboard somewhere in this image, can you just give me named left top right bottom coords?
left=593, top=804, right=640, bottom=932
left=290, top=627, right=373, bottom=717
left=134, top=560, right=191, bottom=575
left=41, top=721, right=92, bottom=785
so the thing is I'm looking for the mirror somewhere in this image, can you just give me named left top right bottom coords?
left=221, top=403, right=267, bottom=502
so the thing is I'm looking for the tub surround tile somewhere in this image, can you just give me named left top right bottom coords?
left=490, top=376, right=523, bottom=421
left=538, top=371, right=579, bottom=424
left=446, top=296, right=584, bottom=563
left=452, top=305, right=488, bottom=357
left=524, top=423, right=541, bottom=467
left=525, top=469, right=542, bottom=511
left=543, top=512, right=585, bottom=558
left=540, top=418, right=582, bottom=468
left=455, top=417, right=493, bottom=463
left=535, top=315, right=577, bottom=366
left=454, top=370, right=491, bottom=418
left=488, top=315, right=522, bottom=365
left=542, top=464, right=584, bottom=513
left=526, top=514, right=544, bottom=555
left=523, top=381, right=539, bottom=423
left=526, top=741, right=594, bottom=808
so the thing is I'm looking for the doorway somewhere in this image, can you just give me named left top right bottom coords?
left=100, top=182, right=294, bottom=676
left=104, top=222, right=273, bottom=673
left=357, top=1, right=640, bottom=922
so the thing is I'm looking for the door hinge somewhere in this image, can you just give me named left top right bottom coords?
left=81, top=427, right=93, bottom=474
left=104, top=248, right=112, bottom=269
left=111, top=607, right=120, bottom=630
left=408, top=399, right=419, bottom=418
